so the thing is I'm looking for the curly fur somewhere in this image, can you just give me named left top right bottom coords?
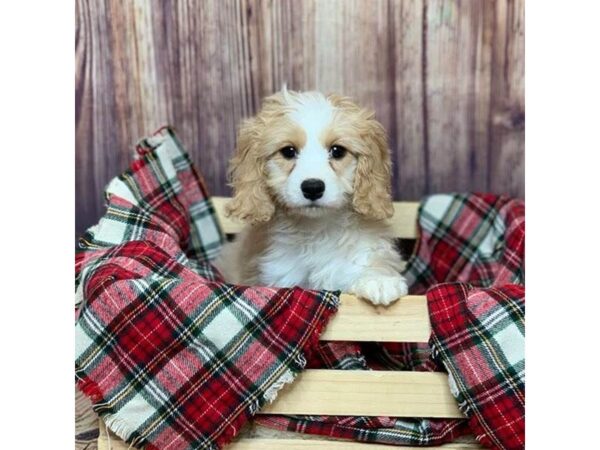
left=216, top=88, right=407, bottom=305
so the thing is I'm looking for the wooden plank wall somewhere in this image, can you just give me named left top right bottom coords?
left=76, top=0, right=524, bottom=238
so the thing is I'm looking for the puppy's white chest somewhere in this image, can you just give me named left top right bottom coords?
left=258, top=242, right=313, bottom=289
left=257, top=227, right=365, bottom=291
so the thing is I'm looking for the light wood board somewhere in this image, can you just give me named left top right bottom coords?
left=321, top=294, right=430, bottom=342
left=100, top=413, right=480, bottom=450
left=259, top=369, right=462, bottom=418
left=99, top=430, right=483, bottom=450
left=97, top=370, right=468, bottom=449
left=227, top=439, right=483, bottom=450
left=212, top=196, right=420, bottom=239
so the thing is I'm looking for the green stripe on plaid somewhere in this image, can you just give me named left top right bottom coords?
left=403, top=193, right=524, bottom=293
left=75, top=128, right=340, bottom=450
left=75, top=127, right=525, bottom=449
left=91, top=129, right=223, bottom=260
left=257, top=193, right=524, bottom=447
left=428, top=283, right=525, bottom=449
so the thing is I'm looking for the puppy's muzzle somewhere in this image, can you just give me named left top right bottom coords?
left=301, top=178, right=325, bottom=201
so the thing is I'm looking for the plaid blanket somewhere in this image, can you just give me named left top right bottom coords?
left=255, top=194, right=525, bottom=450
left=428, top=283, right=525, bottom=450
left=404, top=193, right=525, bottom=293
left=75, top=128, right=339, bottom=450
left=75, top=128, right=525, bottom=450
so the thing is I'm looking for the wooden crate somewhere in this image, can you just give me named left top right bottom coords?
left=97, top=197, right=482, bottom=449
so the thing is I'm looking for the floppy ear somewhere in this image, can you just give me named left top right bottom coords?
left=352, top=116, right=394, bottom=220
left=225, top=117, right=275, bottom=224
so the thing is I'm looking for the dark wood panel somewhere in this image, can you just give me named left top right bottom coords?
left=388, top=0, right=428, bottom=200
left=75, top=0, right=524, bottom=238
left=488, top=0, right=525, bottom=198
left=424, top=0, right=494, bottom=194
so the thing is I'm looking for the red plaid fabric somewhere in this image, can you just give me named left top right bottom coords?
left=256, top=414, right=469, bottom=446
left=404, top=194, right=525, bottom=293
left=76, top=126, right=525, bottom=449
left=378, top=193, right=525, bottom=372
left=428, top=283, right=525, bottom=450
left=75, top=128, right=339, bottom=450
left=256, top=194, right=525, bottom=449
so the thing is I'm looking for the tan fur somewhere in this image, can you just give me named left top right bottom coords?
left=215, top=89, right=408, bottom=306
left=269, top=150, right=296, bottom=175
left=327, top=94, right=394, bottom=220
left=226, top=90, right=393, bottom=223
left=226, top=93, right=306, bottom=224
left=214, top=224, right=269, bottom=284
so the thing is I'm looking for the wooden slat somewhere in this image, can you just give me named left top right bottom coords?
left=99, top=419, right=483, bottom=450
left=388, top=0, right=428, bottom=200
left=99, top=434, right=482, bottom=450
left=97, top=367, right=469, bottom=448
left=390, top=201, right=420, bottom=239
left=228, top=439, right=483, bottom=450
left=424, top=1, right=494, bottom=194
left=321, top=294, right=430, bottom=343
left=212, top=196, right=420, bottom=239
left=488, top=0, right=525, bottom=198
left=259, top=369, right=463, bottom=418
left=98, top=366, right=469, bottom=449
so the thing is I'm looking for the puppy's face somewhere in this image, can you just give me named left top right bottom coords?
left=226, top=90, right=393, bottom=223
left=264, top=94, right=358, bottom=217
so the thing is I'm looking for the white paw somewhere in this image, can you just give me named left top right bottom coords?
left=350, top=275, right=408, bottom=306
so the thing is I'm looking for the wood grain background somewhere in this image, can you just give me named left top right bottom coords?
left=76, top=0, right=524, bottom=238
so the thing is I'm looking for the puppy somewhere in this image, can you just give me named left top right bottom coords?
left=214, top=89, right=408, bottom=305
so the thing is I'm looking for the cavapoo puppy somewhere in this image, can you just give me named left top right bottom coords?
left=215, top=88, right=408, bottom=305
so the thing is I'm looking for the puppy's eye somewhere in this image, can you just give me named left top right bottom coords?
left=329, top=145, right=347, bottom=160
left=279, top=146, right=297, bottom=159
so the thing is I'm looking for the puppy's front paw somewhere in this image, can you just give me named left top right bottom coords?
left=350, top=275, right=408, bottom=306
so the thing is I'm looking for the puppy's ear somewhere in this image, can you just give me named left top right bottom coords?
left=225, top=117, right=275, bottom=224
left=352, top=116, right=394, bottom=220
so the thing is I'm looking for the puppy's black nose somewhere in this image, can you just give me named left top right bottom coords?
left=301, top=178, right=325, bottom=201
